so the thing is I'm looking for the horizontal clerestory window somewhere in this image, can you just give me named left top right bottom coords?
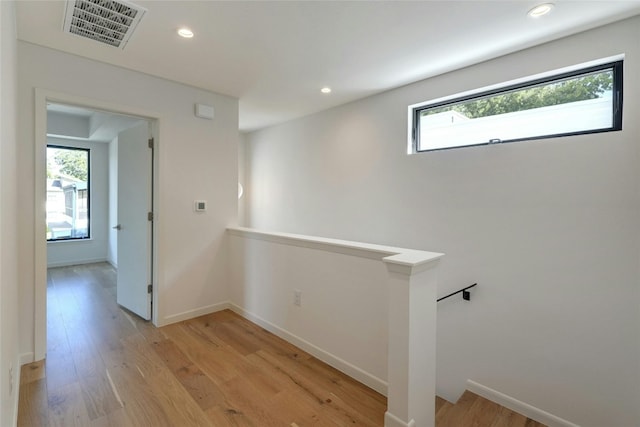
left=410, top=59, right=623, bottom=152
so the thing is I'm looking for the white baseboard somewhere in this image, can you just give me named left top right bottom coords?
left=19, top=352, right=35, bottom=365
left=47, top=258, right=108, bottom=268
left=157, top=301, right=231, bottom=327
left=466, top=380, right=580, bottom=427
left=229, top=303, right=388, bottom=396
left=384, top=412, right=416, bottom=427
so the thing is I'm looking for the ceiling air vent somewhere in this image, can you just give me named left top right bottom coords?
left=63, top=0, right=146, bottom=49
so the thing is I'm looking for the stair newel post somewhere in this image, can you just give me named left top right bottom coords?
left=383, top=253, right=442, bottom=427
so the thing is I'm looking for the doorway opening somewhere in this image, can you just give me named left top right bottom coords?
left=35, top=92, right=159, bottom=361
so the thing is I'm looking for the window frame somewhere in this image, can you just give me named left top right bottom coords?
left=411, top=60, right=623, bottom=153
left=46, top=144, right=91, bottom=242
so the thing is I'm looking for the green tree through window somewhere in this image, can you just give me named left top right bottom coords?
left=423, top=71, right=613, bottom=119
left=51, top=148, right=88, bottom=181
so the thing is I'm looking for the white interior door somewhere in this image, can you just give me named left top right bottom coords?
left=116, top=121, right=152, bottom=320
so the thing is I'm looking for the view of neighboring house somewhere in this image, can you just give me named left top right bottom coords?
left=46, top=177, right=88, bottom=240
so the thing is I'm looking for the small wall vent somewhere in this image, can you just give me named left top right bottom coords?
left=63, top=0, right=146, bottom=49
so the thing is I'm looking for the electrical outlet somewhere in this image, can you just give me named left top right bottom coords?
left=294, top=290, right=302, bottom=307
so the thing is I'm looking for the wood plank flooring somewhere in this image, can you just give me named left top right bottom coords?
left=435, top=393, right=547, bottom=427
left=18, top=263, right=386, bottom=426
left=18, top=262, right=546, bottom=426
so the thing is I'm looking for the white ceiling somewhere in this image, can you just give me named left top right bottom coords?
left=16, top=1, right=640, bottom=132
left=47, top=103, right=144, bottom=143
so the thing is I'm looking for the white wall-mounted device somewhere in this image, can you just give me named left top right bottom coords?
left=195, top=103, right=214, bottom=120
left=194, top=200, right=207, bottom=212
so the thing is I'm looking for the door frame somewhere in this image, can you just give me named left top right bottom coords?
left=34, top=88, right=161, bottom=361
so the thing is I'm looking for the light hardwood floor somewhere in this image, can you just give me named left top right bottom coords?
left=435, top=393, right=547, bottom=427
left=19, top=263, right=546, bottom=426
left=18, top=263, right=386, bottom=426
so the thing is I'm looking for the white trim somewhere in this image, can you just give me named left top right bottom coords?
left=229, top=302, right=388, bottom=396
left=34, top=88, right=163, bottom=360
left=227, top=227, right=443, bottom=268
left=46, top=258, right=108, bottom=268
left=12, top=362, right=20, bottom=427
left=384, top=412, right=416, bottom=427
left=19, top=352, right=35, bottom=365
left=34, top=89, right=47, bottom=361
left=157, top=301, right=231, bottom=327
left=46, top=238, right=96, bottom=245
left=466, top=380, right=580, bottom=427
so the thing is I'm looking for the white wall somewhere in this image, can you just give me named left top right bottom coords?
left=0, top=1, right=20, bottom=425
left=18, top=42, right=239, bottom=361
left=108, top=136, right=118, bottom=267
left=47, top=111, right=89, bottom=139
left=46, top=138, right=109, bottom=267
left=245, top=17, right=640, bottom=427
left=228, top=229, right=390, bottom=393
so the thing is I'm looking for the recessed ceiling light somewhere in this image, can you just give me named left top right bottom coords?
left=177, top=27, right=194, bottom=38
left=321, top=87, right=332, bottom=94
left=528, top=3, right=554, bottom=18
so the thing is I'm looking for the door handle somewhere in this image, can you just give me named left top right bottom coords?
left=113, top=224, right=122, bottom=230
